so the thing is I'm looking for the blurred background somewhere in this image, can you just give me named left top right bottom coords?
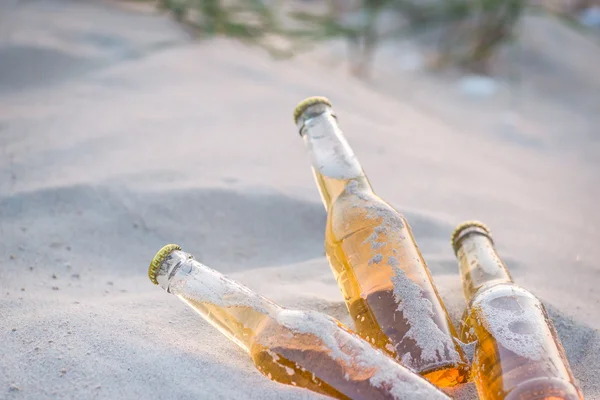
left=2, top=0, right=600, bottom=159
left=1, top=0, right=599, bottom=399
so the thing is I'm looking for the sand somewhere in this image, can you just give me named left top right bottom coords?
left=1, top=1, right=599, bottom=399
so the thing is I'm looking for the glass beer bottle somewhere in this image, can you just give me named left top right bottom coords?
left=148, top=244, right=451, bottom=400
left=452, top=221, right=584, bottom=400
left=293, top=96, right=468, bottom=387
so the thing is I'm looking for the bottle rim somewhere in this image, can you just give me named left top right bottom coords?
left=293, top=96, right=332, bottom=125
left=451, top=221, right=492, bottom=254
left=148, top=244, right=182, bottom=285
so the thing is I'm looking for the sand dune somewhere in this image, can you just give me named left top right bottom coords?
left=1, top=1, right=599, bottom=399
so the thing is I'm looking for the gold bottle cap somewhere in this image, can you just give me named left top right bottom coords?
left=451, top=220, right=492, bottom=254
left=148, top=244, right=182, bottom=285
left=293, top=96, right=332, bottom=124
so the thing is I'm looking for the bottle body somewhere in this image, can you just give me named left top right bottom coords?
left=295, top=97, right=468, bottom=386
left=150, top=245, right=451, bottom=400
left=465, top=284, right=583, bottom=400
left=326, top=181, right=468, bottom=386
left=453, top=222, right=584, bottom=400
left=251, top=309, right=450, bottom=400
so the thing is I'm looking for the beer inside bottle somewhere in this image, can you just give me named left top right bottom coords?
left=452, top=221, right=584, bottom=400
left=148, top=244, right=451, bottom=400
left=293, top=97, right=468, bottom=387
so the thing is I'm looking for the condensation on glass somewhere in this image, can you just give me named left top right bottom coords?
left=148, top=244, right=450, bottom=400
left=452, top=221, right=584, bottom=400
left=293, top=97, right=469, bottom=387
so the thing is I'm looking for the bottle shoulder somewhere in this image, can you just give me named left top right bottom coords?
left=327, top=190, right=405, bottom=237
left=467, top=283, right=547, bottom=332
left=470, top=282, right=539, bottom=307
left=252, top=309, right=349, bottom=355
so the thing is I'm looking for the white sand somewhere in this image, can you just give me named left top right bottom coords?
left=1, top=1, right=599, bottom=399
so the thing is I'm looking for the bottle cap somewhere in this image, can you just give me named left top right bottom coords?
left=148, top=244, right=182, bottom=285
left=451, top=221, right=492, bottom=254
left=293, top=96, right=332, bottom=125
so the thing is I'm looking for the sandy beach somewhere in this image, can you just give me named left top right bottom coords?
left=1, top=1, right=599, bottom=399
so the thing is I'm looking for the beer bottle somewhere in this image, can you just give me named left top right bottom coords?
left=293, top=96, right=468, bottom=387
left=452, top=221, right=584, bottom=400
left=148, top=244, right=451, bottom=400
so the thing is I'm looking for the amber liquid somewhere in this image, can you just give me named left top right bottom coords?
left=457, top=234, right=584, bottom=400
left=319, top=175, right=468, bottom=387
left=251, top=313, right=448, bottom=400
left=349, top=290, right=466, bottom=386
left=183, top=299, right=346, bottom=398
left=165, top=254, right=450, bottom=400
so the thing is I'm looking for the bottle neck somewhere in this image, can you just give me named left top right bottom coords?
left=298, top=105, right=371, bottom=209
left=156, top=250, right=282, bottom=352
left=455, top=231, right=513, bottom=301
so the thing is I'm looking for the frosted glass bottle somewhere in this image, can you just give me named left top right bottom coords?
left=293, top=96, right=468, bottom=387
left=148, top=244, right=451, bottom=400
left=452, top=221, right=584, bottom=400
